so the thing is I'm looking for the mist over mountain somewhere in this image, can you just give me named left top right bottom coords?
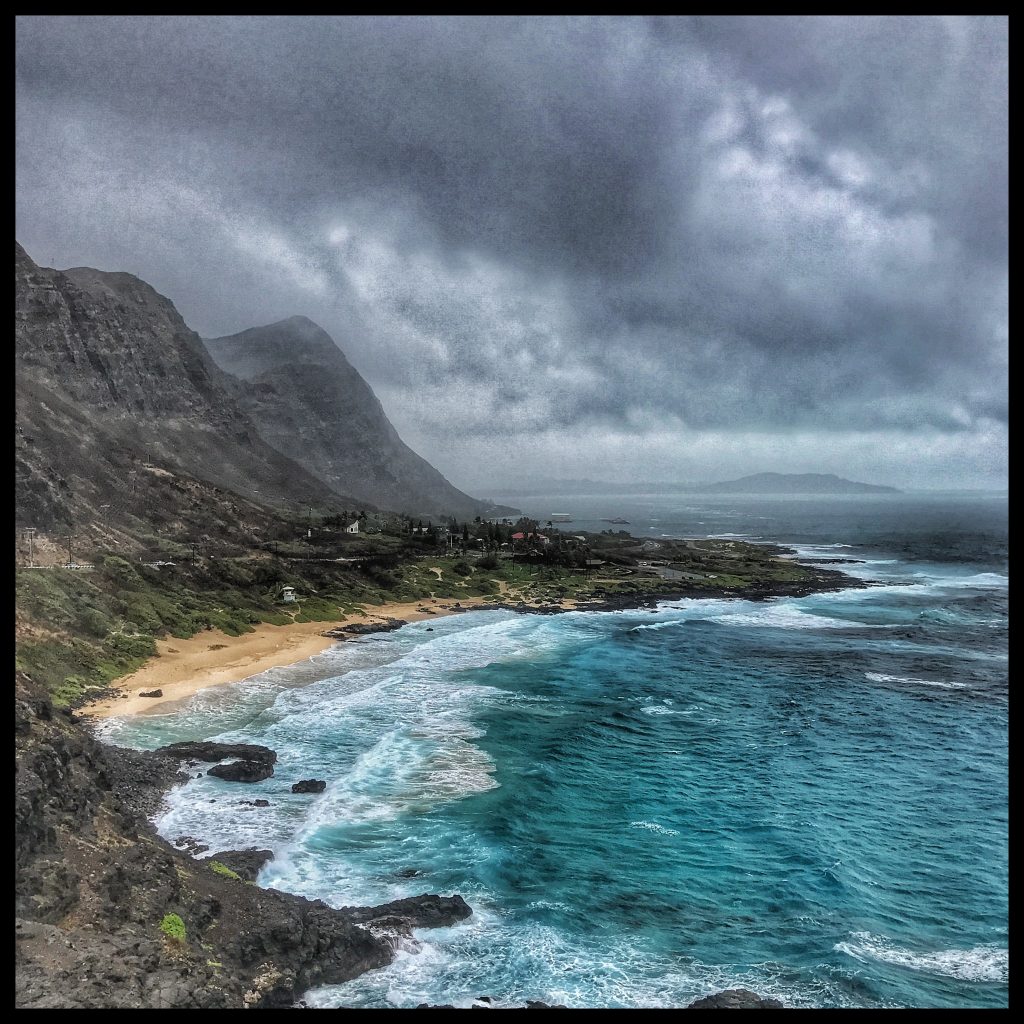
left=488, top=474, right=900, bottom=496
left=204, top=318, right=499, bottom=520
left=15, top=241, right=348, bottom=535
left=16, top=241, right=499, bottom=543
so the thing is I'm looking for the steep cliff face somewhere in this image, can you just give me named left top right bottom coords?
left=15, top=243, right=353, bottom=532
left=204, top=317, right=488, bottom=520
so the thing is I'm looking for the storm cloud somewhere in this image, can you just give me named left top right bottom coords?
left=15, top=16, right=1007, bottom=490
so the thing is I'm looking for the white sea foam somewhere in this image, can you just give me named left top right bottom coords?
left=865, top=672, right=968, bottom=689
left=630, top=820, right=680, bottom=836
left=939, top=572, right=1008, bottom=590
left=710, top=605, right=862, bottom=631
left=835, top=932, right=1008, bottom=983
left=304, top=910, right=857, bottom=1008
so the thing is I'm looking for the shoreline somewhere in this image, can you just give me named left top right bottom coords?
left=79, top=596, right=514, bottom=720
left=79, top=565, right=861, bottom=722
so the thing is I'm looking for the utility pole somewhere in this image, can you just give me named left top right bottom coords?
left=24, top=527, right=37, bottom=567
left=190, top=541, right=198, bottom=565
left=65, top=533, right=75, bottom=568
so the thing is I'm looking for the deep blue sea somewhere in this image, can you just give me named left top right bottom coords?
left=101, top=492, right=1008, bottom=1008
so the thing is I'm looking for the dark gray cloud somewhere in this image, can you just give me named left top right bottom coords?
left=15, top=16, right=1007, bottom=488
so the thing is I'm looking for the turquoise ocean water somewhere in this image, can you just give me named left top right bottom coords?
left=101, top=493, right=1008, bottom=1008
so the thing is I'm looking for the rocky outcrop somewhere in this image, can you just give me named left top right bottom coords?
left=323, top=617, right=408, bottom=638
left=687, top=988, right=785, bottom=1008
left=344, top=894, right=472, bottom=931
left=209, top=849, right=275, bottom=882
left=291, top=779, right=326, bottom=793
left=156, top=741, right=277, bottom=765
left=14, top=671, right=473, bottom=1009
left=208, top=761, right=274, bottom=783
left=204, top=317, right=496, bottom=520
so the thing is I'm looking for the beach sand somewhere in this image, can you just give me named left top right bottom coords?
left=80, top=597, right=509, bottom=720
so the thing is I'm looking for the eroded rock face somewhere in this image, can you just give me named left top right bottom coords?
left=156, top=741, right=277, bottom=765
left=687, top=988, right=785, bottom=1009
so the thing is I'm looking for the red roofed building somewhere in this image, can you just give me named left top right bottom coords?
left=511, top=531, right=549, bottom=545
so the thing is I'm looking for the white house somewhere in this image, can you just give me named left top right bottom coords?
left=346, top=521, right=359, bottom=534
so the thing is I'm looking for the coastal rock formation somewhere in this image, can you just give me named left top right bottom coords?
left=291, top=779, right=327, bottom=793
left=344, top=894, right=472, bottom=930
left=687, top=988, right=785, bottom=1008
left=324, top=617, right=407, bottom=638
left=204, top=317, right=499, bottom=521
left=208, top=761, right=274, bottom=783
left=156, top=741, right=277, bottom=765
left=139, top=688, right=163, bottom=698
left=15, top=671, right=473, bottom=1009
left=209, top=849, right=275, bottom=882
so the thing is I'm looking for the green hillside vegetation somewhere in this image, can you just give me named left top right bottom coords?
left=16, top=514, right=832, bottom=706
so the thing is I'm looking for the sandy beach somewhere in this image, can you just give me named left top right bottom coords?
left=80, top=597, right=505, bottom=720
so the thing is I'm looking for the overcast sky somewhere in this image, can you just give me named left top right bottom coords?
left=16, top=16, right=1007, bottom=492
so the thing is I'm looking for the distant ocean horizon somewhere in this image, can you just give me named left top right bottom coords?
left=103, top=491, right=1008, bottom=1008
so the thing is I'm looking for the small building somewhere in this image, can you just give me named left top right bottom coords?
left=281, top=586, right=297, bottom=604
left=511, top=531, right=550, bottom=545
left=346, top=521, right=359, bottom=534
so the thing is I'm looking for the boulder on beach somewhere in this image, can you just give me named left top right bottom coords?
left=207, top=760, right=275, bottom=783
left=291, top=779, right=327, bottom=794
left=138, top=689, right=163, bottom=698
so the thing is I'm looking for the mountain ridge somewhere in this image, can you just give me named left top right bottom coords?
left=15, top=241, right=357, bottom=535
left=204, top=318, right=494, bottom=520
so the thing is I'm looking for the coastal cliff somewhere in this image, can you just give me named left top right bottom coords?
left=14, top=670, right=471, bottom=1008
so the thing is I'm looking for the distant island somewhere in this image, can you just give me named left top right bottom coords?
left=699, top=473, right=901, bottom=495
left=490, top=474, right=900, bottom=496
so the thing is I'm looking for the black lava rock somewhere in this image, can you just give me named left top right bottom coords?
left=155, top=741, right=277, bottom=765
left=291, top=779, right=327, bottom=794
left=207, top=760, right=274, bottom=783
left=687, top=988, right=785, bottom=1009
